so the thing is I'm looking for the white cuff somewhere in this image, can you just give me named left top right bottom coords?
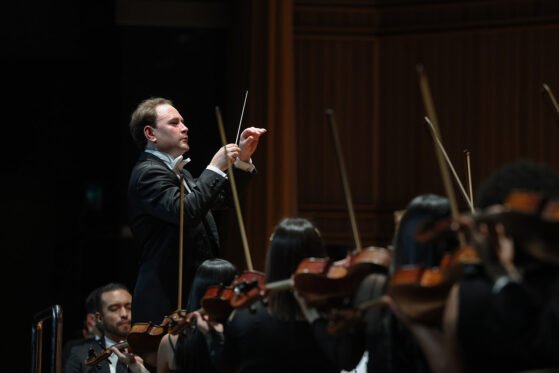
left=206, top=165, right=227, bottom=178
left=234, top=158, right=255, bottom=173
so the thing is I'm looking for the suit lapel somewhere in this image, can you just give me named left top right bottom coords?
left=92, top=339, right=113, bottom=373
left=182, top=169, right=197, bottom=192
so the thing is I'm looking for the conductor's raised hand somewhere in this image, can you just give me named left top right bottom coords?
left=238, top=127, right=267, bottom=161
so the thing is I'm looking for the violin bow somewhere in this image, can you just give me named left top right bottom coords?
left=417, top=65, right=474, bottom=214
left=542, top=83, right=559, bottom=127
left=417, top=65, right=464, bottom=214
left=171, top=157, right=189, bottom=310
left=178, top=173, right=185, bottom=309
left=326, top=109, right=363, bottom=252
left=424, top=117, right=474, bottom=213
left=464, top=149, right=474, bottom=207
left=215, top=106, right=254, bottom=271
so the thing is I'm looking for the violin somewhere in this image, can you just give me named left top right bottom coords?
left=201, top=284, right=236, bottom=322
left=292, top=246, right=391, bottom=309
left=126, top=322, right=166, bottom=367
left=160, top=309, right=201, bottom=335
left=200, top=271, right=267, bottom=321
left=229, top=270, right=267, bottom=308
left=388, top=266, right=455, bottom=325
left=227, top=272, right=293, bottom=310
left=85, top=341, right=129, bottom=367
left=85, top=322, right=166, bottom=367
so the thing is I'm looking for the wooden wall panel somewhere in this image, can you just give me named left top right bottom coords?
left=294, top=37, right=383, bottom=245
left=293, top=0, right=559, bottom=249
left=376, top=31, right=479, bottom=208
left=477, top=26, right=559, bottom=177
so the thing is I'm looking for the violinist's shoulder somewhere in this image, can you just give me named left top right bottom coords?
left=67, top=337, right=103, bottom=354
left=63, top=338, right=105, bottom=372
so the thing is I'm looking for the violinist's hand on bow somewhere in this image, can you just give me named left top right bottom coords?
left=293, top=290, right=321, bottom=323
left=238, top=127, right=267, bottom=162
left=192, top=310, right=224, bottom=335
left=494, top=223, right=521, bottom=281
left=476, top=222, right=521, bottom=284
left=110, top=347, right=149, bottom=373
left=210, top=144, right=241, bottom=172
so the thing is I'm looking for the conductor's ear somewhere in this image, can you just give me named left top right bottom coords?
left=144, top=125, right=157, bottom=143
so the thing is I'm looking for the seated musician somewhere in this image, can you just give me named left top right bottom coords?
left=361, top=194, right=456, bottom=373
left=63, top=282, right=150, bottom=373
left=156, top=258, right=237, bottom=373
left=83, top=259, right=237, bottom=373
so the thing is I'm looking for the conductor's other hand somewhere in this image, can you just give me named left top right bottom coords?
left=239, top=127, right=267, bottom=161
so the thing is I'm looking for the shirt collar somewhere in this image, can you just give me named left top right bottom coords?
left=145, top=149, right=191, bottom=172
left=104, top=335, right=119, bottom=348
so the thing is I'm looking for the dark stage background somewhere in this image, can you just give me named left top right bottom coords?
left=4, top=1, right=235, bottom=369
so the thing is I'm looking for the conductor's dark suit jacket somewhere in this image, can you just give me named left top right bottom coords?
left=128, top=152, right=252, bottom=324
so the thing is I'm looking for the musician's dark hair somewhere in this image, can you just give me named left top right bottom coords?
left=265, top=217, right=325, bottom=321
left=476, top=160, right=559, bottom=208
left=175, top=259, right=237, bottom=373
left=95, top=283, right=130, bottom=315
left=85, top=286, right=100, bottom=314
left=186, top=258, right=237, bottom=313
left=393, top=194, right=455, bottom=270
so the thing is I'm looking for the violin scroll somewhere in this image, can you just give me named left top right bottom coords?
left=229, top=270, right=267, bottom=309
left=161, top=309, right=199, bottom=335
